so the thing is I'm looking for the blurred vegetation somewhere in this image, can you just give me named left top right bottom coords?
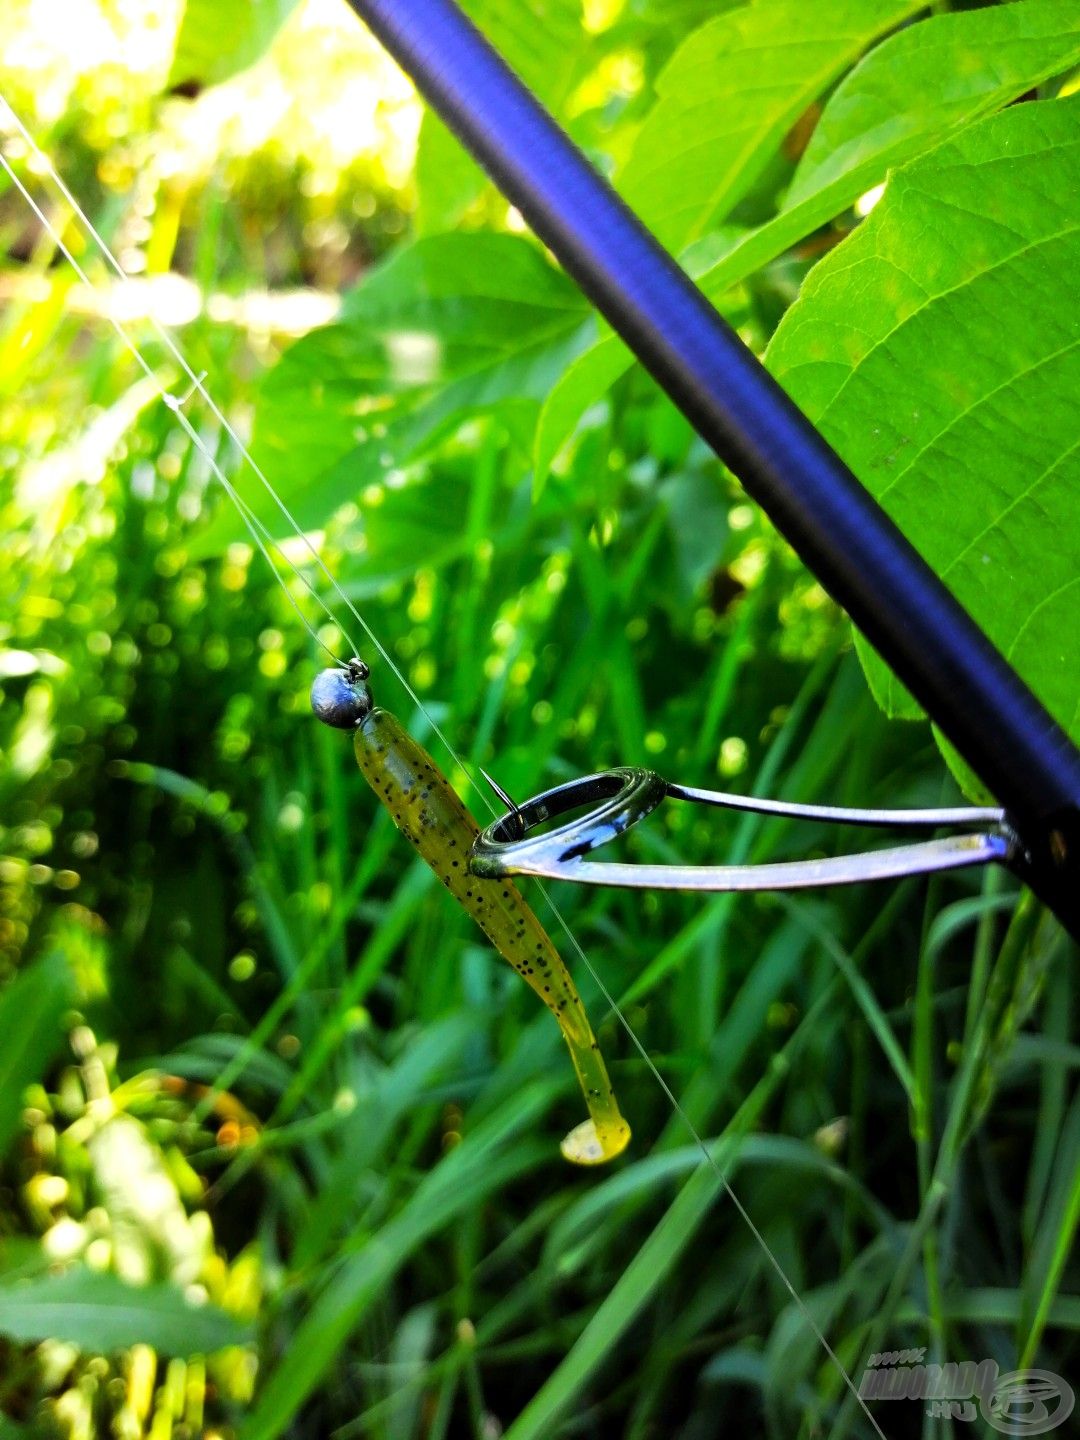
left=0, top=1, right=1078, bottom=1437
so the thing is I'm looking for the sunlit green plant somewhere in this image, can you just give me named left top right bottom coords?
left=1, top=2, right=1078, bottom=1438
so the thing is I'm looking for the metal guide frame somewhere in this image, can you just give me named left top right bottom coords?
left=469, top=768, right=1017, bottom=893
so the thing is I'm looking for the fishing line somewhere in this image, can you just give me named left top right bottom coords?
left=0, top=140, right=345, bottom=668
left=1, top=102, right=888, bottom=1437
left=1, top=96, right=467, bottom=772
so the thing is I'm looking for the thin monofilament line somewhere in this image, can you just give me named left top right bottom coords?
left=1, top=96, right=468, bottom=774
left=0, top=102, right=347, bottom=609
left=550, top=910, right=887, bottom=1437
left=0, top=101, right=471, bottom=811
left=2, top=107, right=887, bottom=1438
left=0, top=146, right=345, bottom=669
left=171, top=410, right=347, bottom=669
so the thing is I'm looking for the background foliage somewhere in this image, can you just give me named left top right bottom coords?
left=1, top=0, right=1078, bottom=1436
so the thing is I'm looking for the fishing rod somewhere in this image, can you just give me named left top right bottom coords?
left=339, top=0, right=1080, bottom=943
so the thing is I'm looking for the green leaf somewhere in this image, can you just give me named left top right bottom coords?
left=169, top=0, right=300, bottom=90
left=1019, top=1083, right=1080, bottom=1363
left=659, top=467, right=730, bottom=602
left=505, top=1158, right=728, bottom=1440
left=468, top=0, right=585, bottom=103
left=767, top=97, right=1080, bottom=749
left=0, top=953, right=74, bottom=1155
left=196, top=233, right=589, bottom=551
left=535, top=0, right=1080, bottom=483
left=0, top=1239, right=52, bottom=1285
left=618, top=0, right=922, bottom=252
left=534, top=327, right=635, bottom=485
left=415, top=112, right=486, bottom=236
left=0, top=1269, right=252, bottom=1354
left=933, top=1287, right=1080, bottom=1330
left=788, top=0, right=1080, bottom=209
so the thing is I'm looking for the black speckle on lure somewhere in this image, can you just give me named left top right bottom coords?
left=310, top=661, right=631, bottom=1166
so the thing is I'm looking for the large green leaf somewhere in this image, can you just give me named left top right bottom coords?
left=788, top=0, right=1080, bottom=206
left=169, top=0, right=300, bottom=90
left=767, top=98, right=1080, bottom=752
left=0, top=1268, right=252, bottom=1354
left=196, top=233, right=589, bottom=550
left=618, top=0, right=921, bottom=252
left=0, top=953, right=74, bottom=1155
left=535, top=0, right=1080, bottom=481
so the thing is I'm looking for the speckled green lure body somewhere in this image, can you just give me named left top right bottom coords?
left=357, top=708, right=630, bottom=1165
left=310, top=663, right=630, bottom=1165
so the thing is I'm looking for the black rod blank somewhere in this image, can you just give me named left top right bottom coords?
left=344, top=0, right=1080, bottom=936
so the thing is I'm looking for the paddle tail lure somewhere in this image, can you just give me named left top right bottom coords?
left=311, top=660, right=631, bottom=1165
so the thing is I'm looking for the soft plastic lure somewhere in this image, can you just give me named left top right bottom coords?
left=311, top=659, right=631, bottom=1165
